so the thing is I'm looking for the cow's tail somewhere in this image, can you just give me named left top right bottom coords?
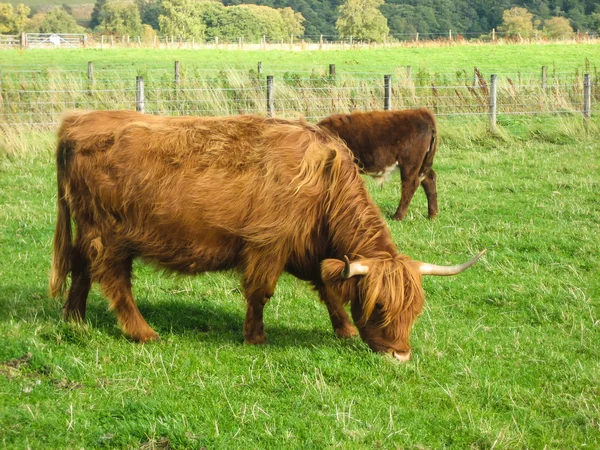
left=49, top=139, right=72, bottom=298
left=420, top=112, right=438, bottom=172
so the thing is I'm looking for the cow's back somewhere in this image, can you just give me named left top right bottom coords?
left=317, top=108, right=436, bottom=172
left=59, top=111, right=354, bottom=273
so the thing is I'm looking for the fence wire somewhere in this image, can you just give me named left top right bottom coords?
left=0, top=65, right=597, bottom=127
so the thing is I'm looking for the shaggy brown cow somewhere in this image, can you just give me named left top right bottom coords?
left=50, top=110, right=484, bottom=361
left=317, top=108, right=438, bottom=220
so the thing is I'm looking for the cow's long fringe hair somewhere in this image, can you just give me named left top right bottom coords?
left=50, top=111, right=424, bottom=334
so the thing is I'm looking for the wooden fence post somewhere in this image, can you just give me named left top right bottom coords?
left=449, top=30, right=452, bottom=40
left=174, top=61, right=180, bottom=89
left=266, top=75, right=274, bottom=117
left=473, top=67, right=478, bottom=87
left=416, top=32, right=419, bottom=43
left=88, top=61, right=94, bottom=86
left=406, top=66, right=412, bottom=82
left=320, top=34, right=323, bottom=50
left=258, top=62, right=262, bottom=74
left=584, top=74, right=591, bottom=119
left=541, top=66, right=547, bottom=90
left=384, top=75, right=392, bottom=111
left=329, top=64, right=336, bottom=78
left=489, top=74, right=497, bottom=132
left=20, top=32, right=26, bottom=49
left=136, top=76, right=145, bottom=114
left=492, top=28, right=496, bottom=42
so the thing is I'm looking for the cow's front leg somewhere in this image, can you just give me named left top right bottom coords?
left=421, top=169, right=438, bottom=219
left=392, top=169, right=420, bottom=221
left=317, top=285, right=358, bottom=338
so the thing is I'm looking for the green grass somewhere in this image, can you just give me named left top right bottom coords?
left=2, top=43, right=599, bottom=74
left=1, top=117, right=599, bottom=448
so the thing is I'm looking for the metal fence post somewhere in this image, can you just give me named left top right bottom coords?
left=266, top=75, right=274, bottom=117
left=584, top=73, right=591, bottom=119
left=384, top=75, right=392, bottom=111
left=489, top=74, right=497, bottom=132
left=136, top=76, right=145, bottom=113
left=542, top=66, right=547, bottom=90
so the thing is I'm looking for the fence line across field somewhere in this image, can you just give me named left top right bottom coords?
left=0, top=62, right=595, bottom=128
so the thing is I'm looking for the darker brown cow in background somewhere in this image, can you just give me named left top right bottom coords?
left=318, top=108, right=438, bottom=221
left=50, top=110, right=484, bottom=361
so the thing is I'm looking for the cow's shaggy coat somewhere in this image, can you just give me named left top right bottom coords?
left=318, top=108, right=438, bottom=220
left=50, top=111, right=431, bottom=357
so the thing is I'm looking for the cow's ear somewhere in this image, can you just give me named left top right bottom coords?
left=321, top=259, right=346, bottom=285
left=321, top=257, right=369, bottom=284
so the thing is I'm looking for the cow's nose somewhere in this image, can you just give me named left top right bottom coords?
left=392, top=350, right=411, bottom=362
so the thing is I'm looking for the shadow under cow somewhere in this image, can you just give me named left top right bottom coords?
left=0, top=284, right=355, bottom=350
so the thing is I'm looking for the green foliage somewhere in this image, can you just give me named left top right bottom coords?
left=89, top=0, right=106, bottom=29
left=543, top=16, right=574, bottom=39
left=30, top=6, right=84, bottom=33
left=499, top=6, right=535, bottom=38
left=136, top=0, right=160, bottom=31
left=0, top=2, right=29, bottom=33
left=158, top=0, right=206, bottom=40
left=336, top=0, right=389, bottom=42
left=94, top=2, right=143, bottom=37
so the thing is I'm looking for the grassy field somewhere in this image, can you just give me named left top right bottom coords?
left=1, top=45, right=600, bottom=447
left=1, top=116, right=599, bottom=448
left=2, top=43, right=599, bottom=74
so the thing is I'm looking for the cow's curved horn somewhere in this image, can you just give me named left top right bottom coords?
left=341, top=255, right=370, bottom=279
left=417, top=249, right=487, bottom=276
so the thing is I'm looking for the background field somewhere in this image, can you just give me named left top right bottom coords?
left=3, top=43, right=599, bottom=72
left=1, top=45, right=600, bottom=448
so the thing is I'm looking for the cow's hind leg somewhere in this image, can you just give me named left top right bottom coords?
left=318, top=286, right=357, bottom=338
left=242, top=257, right=282, bottom=345
left=392, top=168, right=420, bottom=221
left=63, top=244, right=91, bottom=322
left=96, top=255, right=158, bottom=342
left=421, top=169, right=438, bottom=219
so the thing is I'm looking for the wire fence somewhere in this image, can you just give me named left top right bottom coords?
left=0, top=63, right=597, bottom=128
left=2, top=31, right=599, bottom=50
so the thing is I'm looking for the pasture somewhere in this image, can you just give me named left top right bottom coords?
left=1, top=45, right=600, bottom=448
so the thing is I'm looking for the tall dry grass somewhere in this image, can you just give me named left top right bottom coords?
left=0, top=65, right=597, bottom=128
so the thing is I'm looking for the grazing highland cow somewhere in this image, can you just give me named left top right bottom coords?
left=318, top=108, right=438, bottom=220
left=50, top=111, right=484, bottom=361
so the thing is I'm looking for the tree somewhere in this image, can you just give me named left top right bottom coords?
left=136, top=0, right=161, bottom=30
left=0, top=2, right=30, bottom=33
left=279, top=7, right=305, bottom=38
left=336, top=0, right=389, bottom=42
left=498, top=6, right=535, bottom=38
left=158, top=0, right=206, bottom=40
left=90, top=0, right=107, bottom=29
left=95, top=3, right=144, bottom=37
left=543, top=16, right=573, bottom=38
left=26, top=7, right=83, bottom=33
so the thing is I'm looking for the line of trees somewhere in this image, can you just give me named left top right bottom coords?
left=1, top=0, right=599, bottom=42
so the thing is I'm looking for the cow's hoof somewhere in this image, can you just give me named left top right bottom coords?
left=335, top=325, right=358, bottom=338
left=245, top=333, right=267, bottom=345
left=130, top=329, right=160, bottom=343
left=391, top=215, right=405, bottom=221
